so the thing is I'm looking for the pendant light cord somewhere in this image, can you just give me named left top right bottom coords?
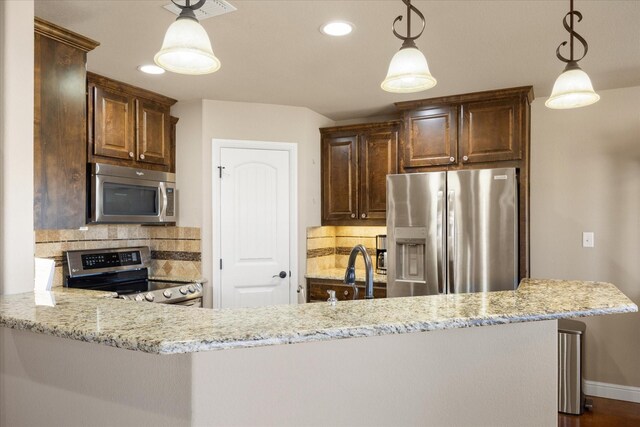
left=570, top=0, right=573, bottom=60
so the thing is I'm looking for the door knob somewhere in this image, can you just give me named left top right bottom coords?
left=272, top=271, right=287, bottom=279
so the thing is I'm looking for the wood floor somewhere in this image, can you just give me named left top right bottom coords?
left=558, top=396, right=640, bottom=427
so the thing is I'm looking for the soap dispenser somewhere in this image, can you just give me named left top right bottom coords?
left=327, top=290, right=338, bottom=305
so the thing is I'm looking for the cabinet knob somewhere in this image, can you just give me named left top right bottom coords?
left=344, top=290, right=349, bottom=297
left=449, top=157, right=455, bottom=163
left=361, top=213, right=367, bottom=219
left=128, top=152, right=134, bottom=158
left=140, top=154, right=146, bottom=160
left=463, top=155, right=469, bottom=162
left=350, top=213, right=356, bottom=218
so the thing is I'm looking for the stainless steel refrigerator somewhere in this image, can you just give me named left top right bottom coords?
left=387, top=168, right=518, bottom=297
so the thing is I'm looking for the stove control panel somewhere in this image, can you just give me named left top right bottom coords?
left=81, top=251, right=142, bottom=270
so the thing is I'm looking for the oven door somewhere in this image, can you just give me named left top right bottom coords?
left=171, top=297, right=202, bottom=308
left=91, top=175, right=174, bottom=224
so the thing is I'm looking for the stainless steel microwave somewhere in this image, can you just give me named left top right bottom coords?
left=89, top=163, right=176, bottom=224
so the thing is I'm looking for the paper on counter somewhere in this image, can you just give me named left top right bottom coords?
left=34, top=291, right=56, bottom=307
left=34, top=257, right=55, bottom=292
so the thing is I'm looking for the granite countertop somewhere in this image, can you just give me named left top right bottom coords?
left=306, top=268, right=387, bottom=284
left=0, top=279, right=636, bottom=355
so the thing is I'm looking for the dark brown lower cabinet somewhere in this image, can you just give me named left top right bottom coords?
left=307, top=279, right=386, bottom=302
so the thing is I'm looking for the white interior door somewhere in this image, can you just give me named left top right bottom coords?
left=220, top=147, right=290, bottom=308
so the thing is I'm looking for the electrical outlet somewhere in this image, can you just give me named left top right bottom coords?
left=582, top=232, right=594, bottom=248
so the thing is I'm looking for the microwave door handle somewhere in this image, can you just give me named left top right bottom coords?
left=159, top=183, right=168, bottom=220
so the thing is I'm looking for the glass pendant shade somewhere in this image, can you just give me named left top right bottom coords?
left=546, top=63, right=600, bottom=109
left=154, top=17, right=221, bottom=75
left=381, top=46, right=437, bottom=93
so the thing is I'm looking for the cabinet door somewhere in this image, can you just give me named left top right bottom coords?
left=34, top=33, right=89, bottom=229
left=403, top=106, right=458, bottom=168
left=169, top=116, right=179, bottom=173
left=136, top=99, right=170, bottom=166
left=459, top=97, right=522, bottom=164
left=359, top=126, right=398, bottom=221
left=92, top=86, right=135, bottom=160
left=322, top=135, right=358, bottom=222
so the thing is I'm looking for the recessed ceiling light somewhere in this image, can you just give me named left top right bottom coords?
left=138, top=64, right=165, bottom=75
left=320, top=21, right=354, bottom=37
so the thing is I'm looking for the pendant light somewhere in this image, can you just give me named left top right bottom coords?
left=381, top=0, right=436, bottom=93
left=154, top=0, right=221, bottom=75
left=546, top=0, right=599, bottom=109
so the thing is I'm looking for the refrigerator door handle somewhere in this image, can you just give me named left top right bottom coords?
left=436, top=190, right=445, bottom=294
left=447, top=190, right=455, bottom=294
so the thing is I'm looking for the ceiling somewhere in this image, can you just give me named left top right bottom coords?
left=35, top=0, right=640, bottom=121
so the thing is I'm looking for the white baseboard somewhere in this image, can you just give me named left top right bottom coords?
left=584, top=380, right=640, bottom=403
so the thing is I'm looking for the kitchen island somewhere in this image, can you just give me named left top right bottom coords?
left=0, top=279, right=636, bottom=426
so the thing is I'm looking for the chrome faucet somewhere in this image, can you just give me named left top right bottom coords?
left=344, top=244, right=374, bottom=299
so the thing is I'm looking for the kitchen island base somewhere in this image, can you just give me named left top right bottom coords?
left=1, top=319, right=556, bottom=426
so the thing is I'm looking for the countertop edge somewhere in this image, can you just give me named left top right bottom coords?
left=154, top=303, right=638, bottom=354
left=1, top=280, right=636, bottom=355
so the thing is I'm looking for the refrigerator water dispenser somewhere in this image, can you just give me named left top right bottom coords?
left=396, top=243, right=425, bottom=282
left=394, top=227, right=427, bottom=284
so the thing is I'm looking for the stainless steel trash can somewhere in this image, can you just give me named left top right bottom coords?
left=558, top=319, right=586, bottom=414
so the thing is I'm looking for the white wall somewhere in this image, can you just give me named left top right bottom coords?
left=172, top=99, right=204, bottom=228
left=0, top=0, right=34, bottom=295
left=173, top=100, right=333, bottom=307
left=2, top=320, right=557, bottom=426
left=531, top=86, right=640, bottom=387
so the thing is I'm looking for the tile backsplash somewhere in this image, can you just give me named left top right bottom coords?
left=307, top=226, right=386, bottom=272
left=35, top=225, right=201, bottom=287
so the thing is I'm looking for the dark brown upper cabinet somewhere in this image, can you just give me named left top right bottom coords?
left=320, top=121, right=399, bottom=225
left=459, top=96, right=524, bottom=164
left=403, top=106, right=458, bottom=168
left=396, top=86, right=533, bottom=280
left=88, top=72, right=177, bottom=172
left=135, top=98, right=171, bottom=166
left=92, top=85, right=135, bottom=160
left=34, top=18, right=99, bottom=230
left=396, top=86, right=532, bottom=170
left=322, top=134, right=358, bottom=222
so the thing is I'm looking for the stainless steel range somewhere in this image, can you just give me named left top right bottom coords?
left=64, top=247, right=203, bottom=307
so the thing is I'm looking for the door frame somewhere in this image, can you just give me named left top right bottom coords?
left=212, top=138, right=298, bottom=309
